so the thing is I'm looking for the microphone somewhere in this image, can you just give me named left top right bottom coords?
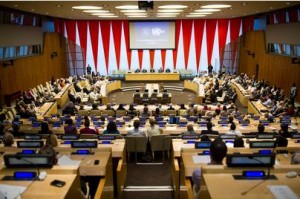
left=16, top=155, right=41, bottom=181
left=240, top=154, right=276, bottom=196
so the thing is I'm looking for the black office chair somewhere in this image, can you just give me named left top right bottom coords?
left=133, top=93, right=142, bottom=104
left=161, top=93, right=170, bottom=104
left=142, top=93, right=149, bottom=103
left=149, top=92, right=158, bottom=104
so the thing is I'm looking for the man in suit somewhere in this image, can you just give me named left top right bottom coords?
left=158, top=67, right=163, bottom=73
left=86, top=64, right=92, bottom=75
left=165, top=68, right=171, bottom=73
left=150, top=68, right=155, bottom=73
left=208, top=64, right=213, bottom=74
left=135, top=68, right=141, bottom=73
left=142, top=68, right=147, bottom=73
left=201, top=121, right=219, bottom=135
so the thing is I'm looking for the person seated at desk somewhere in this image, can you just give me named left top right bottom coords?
left=167, top=103, right=175, bottom=110
left=45, top=130, right=58, bottom=147
left=3, top=132, right=14, bottom=147
left=80, top=117, right=98, bottom=134
left=39, top=122, right=52, bottom=134
left=233, top=137, right=244, bottom=147
left=63, top=101, right=76, bottom=115
left=291, top=151, right=300, bottom=164
left=201, top=122, right=219, bottom=135
left=135, top=68, right=141, bottom=73
left=158, top=67, right=163, bottom=73
left=276, top=135, right=288, bottom=147
left=150, top=68, right=155, bottom=73
left=147, top=118, right=161, bottom=138
left=178, top=104, right=187, bottom=116
left=192, top=138, right=227, bottom=195
left=225, top=123, right=242, bottom=137
left=165, top=68, right=171, bottom=73
left=128, top=104, right=137, bottom=117
left=103, top=121, right=120, bottom=135
left=117, top=104, right=126, bottom=111
left=278, top=123, right=291, bottom=138
left=141, top=104, right=150, bottom=117
left=142, top=68, right=147, bottom=73
left=10, top=123, right=25, bottom=138
left=64, top=118, right=77, bottom=134
left=256, top=123, right=265, bottom=134
left=182, top=124, right=197, bottom=135
left=127, top=120, right=146, bottom=137
left=106, top=104, right=115, bottom=112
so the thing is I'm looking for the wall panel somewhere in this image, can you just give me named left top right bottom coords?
left=239, top=31, right=300, bottom=102
left=0, top=33, right=67, bottom=104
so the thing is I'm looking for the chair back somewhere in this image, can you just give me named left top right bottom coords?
left=77, top=110, right=89, bottom=117
left=125, top=136, right=148, bottom=153
left=150, top=135, right=172, bottom=152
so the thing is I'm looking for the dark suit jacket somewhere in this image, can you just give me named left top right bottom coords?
left=201, top=130, right=219, bottom=135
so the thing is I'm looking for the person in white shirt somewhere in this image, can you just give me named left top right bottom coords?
left=225, top=123, right=242, bottom=137
left=147, top=118, right=161, bottom=138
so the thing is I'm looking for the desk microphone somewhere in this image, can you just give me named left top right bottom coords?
left=16, top=155, right=41, bottom=181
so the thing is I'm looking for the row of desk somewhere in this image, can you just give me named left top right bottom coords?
left=184, top=80, right=205, bottom=104
left=171, top=137, right=300, bottom=199
left=125, top=72, right=180, bottom=81
left=0, top=138, right=127, bottom=199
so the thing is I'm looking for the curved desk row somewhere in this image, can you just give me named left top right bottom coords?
left=125, top=72, right=180, bottom=81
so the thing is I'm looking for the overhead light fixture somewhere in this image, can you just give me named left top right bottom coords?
left=91, top=13, right=115, bottom=16
left=186, top=14, right=206, bottom=17
left=72, top=6, right=102, bottom=10
left=115, top=5, right=138, bottom=9
left=98, top=15, right=118, bottom=18
left=157, top=15, right=177, bottom=18
left=195, top=9, right=221, bottom=12
left=127, top=15, right=148, bottom=18
left=157, top=13, right=179, bottom=15
left=120, top=10, right=146, bottom=13
left=189, top=12, right=212, bottom=15
left=158, top=9, right=183, bottom=13
left=158, top=5, right=188, bottom=9
left=201, top=4, right=231, bottom=9
left=124, top=13, right=147, bottom=16
left=56, top=4, right=62, bottom=8
left=83, top=10, right=109, bottom=13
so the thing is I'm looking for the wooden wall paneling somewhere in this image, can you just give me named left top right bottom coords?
left=239, top=31, right=300, bottom=102
left=0, top=32, right=68, bottom=104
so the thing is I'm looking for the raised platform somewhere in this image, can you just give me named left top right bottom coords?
left=125, top=73, right=180, bottom=81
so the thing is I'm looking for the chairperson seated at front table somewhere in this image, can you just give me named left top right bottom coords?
left=142, top=68, right=147, bottom=73
left=150, top=68, right=155, bottom=73
left=135, top=68, right=141, bottom=73
left=158, top=67, right=163, bottom=73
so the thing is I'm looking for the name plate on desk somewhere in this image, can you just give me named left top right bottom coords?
left=71, top=149, right=93, bottom=155
left=256, top=134, right=275, bottom=139
left=17, top=141, right=44, bottom=148
left=182, top=134, right=200, bottom=140
left=4, top=154, right=54, bottom=168
left=71, top=141, right=98, bottom=148
left=226, top=153, right=276, bottom=167
left=249, top=141, right=276, bottom=148
left=220, top=134, right=237, bottom=139
left=98, top=135, right=115, bottom=140
left=61, top=134, right=79, bottom=140
left=291, top=134, right=300, bottom=139
left=195, top=141, right=212, bottom=149
left=24, top=135, right=42, bottom=140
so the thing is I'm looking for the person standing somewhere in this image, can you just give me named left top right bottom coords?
left=290, top=83, right=297, bottom=106
left=86, top=64, right=92, bottom=75
left=208, top=64, right=213, bottom=75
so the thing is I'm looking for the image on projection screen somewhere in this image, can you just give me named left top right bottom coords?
left=129, top=21, right=175, bottom=49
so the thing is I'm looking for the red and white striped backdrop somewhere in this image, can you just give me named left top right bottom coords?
left=54, top=19, right=245, bottom=75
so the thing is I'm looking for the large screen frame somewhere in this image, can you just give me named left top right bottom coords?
left=129, top=20, right=176, bottom=50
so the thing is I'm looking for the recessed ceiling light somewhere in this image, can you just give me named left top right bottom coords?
left=116, top=5, right=138, bottom=9
left=256, top=10, right=260, bottom=13
left=241, top=3, right=248, bottom=6
left=189, top=12, right=212, bottom=15
left=31, top=9, right=34, bottom=12
left=124, top=13, right=147, bottom=16
left=98, top=15, right=118, bottom=18
left=72, top=6, right=102, bottom=10
left=157, top=15, right=177, bottom=18
left=158, top=5, right=188, bottom=9
left=286, top=2, right=290, bottom=5
left=14, top=4, right=18, bottom=7
left=91, top=13, right=115, bottom=16
left=158, top=9, right=183, bottom=13
left=195, top=9, right=221, bottom=12
left=270, top=7, right=273, bottom=10
left=127, top=15, right=148, bottom=18
left=120, top=10, right=146, bottom=13
left=83, top=10, right=109, bottom=13
left=157, top=13, right=180, bottom=15
left=201, top=4, right=231, bottom=9
left=186, top=15, right=206, bottom=17
left=56, top=5, right=62, bottom=8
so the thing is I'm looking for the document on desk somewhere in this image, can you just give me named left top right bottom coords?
left=268, top=185, right=298, bottom=199
left=192, top=155, right=211, bottom=164
left=0, top=184, right=26, bottom=199
left=58, top=155, right=81, bottom=166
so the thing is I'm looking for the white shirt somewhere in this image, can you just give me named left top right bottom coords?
left=226, top=130, right=242, bottom=137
